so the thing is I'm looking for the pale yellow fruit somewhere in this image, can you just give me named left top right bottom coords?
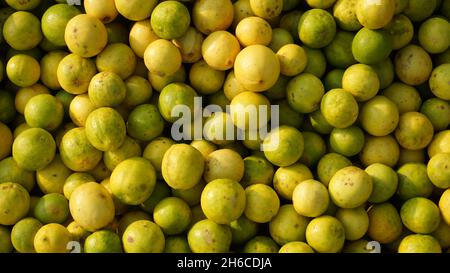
left=40, top=51, right=69, bottom=90
left=84, top=0, right=118, bottom=23
left=235, top=16, right=272, bottom=47
left=335, top=206, right=369, bottom=241
left=223, top=70, right=248, bottom=100
left=189, top=60, right=225, bottom=95
left=202, top=31, right=241, bottom=71
left=356, top=0, right=395, bottom=29
left=129, top=20, right=159, bottom=58
left=35, top=154, right=72, bottom=194
left=69, top=94, right=96, bottom=127
left=230, top=91, right=271, bottom=129
left=292, top=179, right=329, bottom=218
left=342, top=64, right=380, bottom=102
left=56, top=53, right=97, bottom=95
left=64, top=14, right=108, bottom=58
left=203, top=149, right=245, bottom=183
left=33, top=224, right=71, bottom=253
left=114, top=0, right=158, bottom=21
left=95, top=43, right=137, bottom=80
left=395, top=45, right=432, bottom=86
left=428, top=131, right=450, bottom=158
left=249, top=0, right=283, bottom=20
left=276, top=44, right=308, bottom=76
left=234, top=45, right=280, bottom=92
left=192, top=0, right=234, bottom=35
left=69, top=182, right=115, bottom=232
left=144, top=39, right=182, bottom=77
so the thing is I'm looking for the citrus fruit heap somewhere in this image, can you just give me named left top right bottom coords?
left=0, top=0, right=449, bottom=254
